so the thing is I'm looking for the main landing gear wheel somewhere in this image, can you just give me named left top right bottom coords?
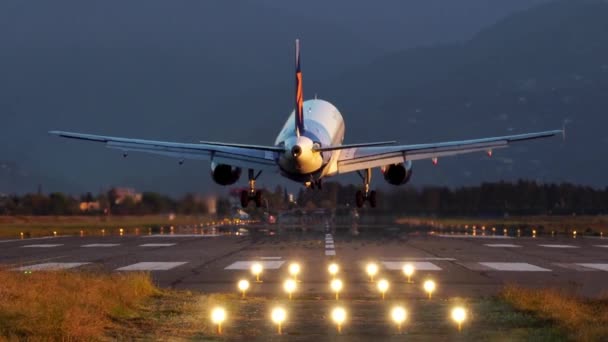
left=241, top=169, right=263, bottom=208
left=355, top=168, right=377, bottom=208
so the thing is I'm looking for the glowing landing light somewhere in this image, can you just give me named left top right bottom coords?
left=377, top=279, right=389, bottom=300
left=284, top=278, right=297, bottom=300
left=20, top=232, right=24, bottom=239
left=119, top=228, right=124, bottom=236
left=330, top=278, right=343, bottom=300
left=366, top=262, right=379, bottom=282
left=328, top=263, right=339, bottom=278
left=532, top=229, right=537, bottom=238
left=53, top=231, right=57, bottom=237
left=289, top=262, right=301, bottom=281
left=391, top=306, right=407, bottom=333
left=403, top=263, right=415, bottom=283
left=237, top=279, right=250, bottom=298
left=423, top=279, right=436, bottom=299
left=251, top=262, right=263, bottom=283
left=432, top=157, right=438, bottom=165
left=271, top=307, right=287, bottom=335
left=573, top=230, right=577, bottom=238
left=331, top=307, right=347, bottom=333
left=211, top=307, right=226, bottom=335
left=451, top=306, right=467, bottom=332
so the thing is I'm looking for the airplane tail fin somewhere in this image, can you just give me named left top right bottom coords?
left=295, top=39, right=304, bottom=136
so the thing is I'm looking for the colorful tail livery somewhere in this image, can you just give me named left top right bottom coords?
left=295, top=39, right=304, bottom=136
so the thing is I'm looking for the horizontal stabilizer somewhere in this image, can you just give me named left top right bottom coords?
left=313, top=141, right=397, bottom=152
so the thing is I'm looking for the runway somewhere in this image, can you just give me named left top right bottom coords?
left=2, top=226, right=608, bottom=298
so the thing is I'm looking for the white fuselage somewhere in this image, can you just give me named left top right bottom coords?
left=274, top=99, right=344, bottom=182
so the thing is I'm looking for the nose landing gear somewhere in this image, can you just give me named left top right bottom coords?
left=355, top=168, right=377, bottom=208
left=241, top=169, right=263, bottom=208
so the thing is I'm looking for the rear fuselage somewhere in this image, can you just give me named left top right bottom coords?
left=275, top=99, right=344, bottom=182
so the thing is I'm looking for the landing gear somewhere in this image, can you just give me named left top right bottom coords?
left=241, top=169, right=263, bottom=208
left=355, top=168, right=377, bottom=208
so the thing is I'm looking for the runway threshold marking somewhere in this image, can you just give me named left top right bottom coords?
left=478, top=262, right=551, bottom=272
left=116, top=262, right=188, bottom=271
left=484, top=244, right=522, bottom=248
left=224, top=260, right=285, bottom=270
left=21, top=244, right=63, bottom=248
left=139, top=243, right=176, bottom=247
left=381, top=261, right=442, bottom=271
left=14, top=262, right=90, bottom=271
left=538, top=244, right=579, bottom=248
left=325, top=234, right=335, bottom=256
left=81, top=244, right=120, bottom=247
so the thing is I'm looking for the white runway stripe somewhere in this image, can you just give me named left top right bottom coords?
left=436, top=234, right=514, bottom=239
left=139, top=243, right=176, bottom=247
left=594, top=245, right=608, bottom=248
left=15, top=262, right=89, bottom=271
left=21, top=244, right=63, bottom=248
left=576, top=263, right=608, bottom=271
left=325, top=250, right=336, bottom=256
left=479, top=262, right=551, bottom=272
left=260, top=257, right=282, bottom=260
left=538, top=244, right=578, bottom=248
left=142, top=234, right=219, bottom=238
left=225, top=260, right=285, bottom=270
left=81, top=243, right=120, bottom=247
left=116, top=262, right=187, bottom=271
left=484, top=244, right=522, bottom=248
left=0, top=236, right=61, bottom=243
left=382, top=261, right=442, bottom=271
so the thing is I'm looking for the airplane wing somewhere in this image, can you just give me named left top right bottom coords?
left=49, top=131, right=281, bottom=170
left=336, top=130, right=563, bottom=174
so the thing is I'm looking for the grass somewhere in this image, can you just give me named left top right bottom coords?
left=501, top=285, right=608, bottom=342
left=0, top=215, right=213, bottom=238
left=0, top=268, right=157, bottom=341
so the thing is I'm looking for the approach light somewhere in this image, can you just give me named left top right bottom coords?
left=331, top=307, right=347, bottom=333
left=366, top=262, right=379, bottom=282
left=391, top=306, right=407, bottom=333
left=271, top=307, right=287, bottom=334
left=211, top=307, right=226, bottom=334
left=328, top=263, right=339, bottom=278
left=423, top=279, right=436, bottom=299
left=330, top=278, right=343, bottom=300
left=451, top=306, right=467, bottom=332
left=289, top=262, right=301, bottom=281
left=251, top=262, right=263, bottom=282
left=237, top=279, right=250, bottom=298
left=377, top=279, right=389, bottom=300
left=284, top=278, right=297, bottom=300
left=402, top=263, right=415, bottom=283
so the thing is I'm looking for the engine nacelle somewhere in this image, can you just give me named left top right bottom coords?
left=210, top=163, right=242, bottom=186
left=381, top=161, right=413, bottom=185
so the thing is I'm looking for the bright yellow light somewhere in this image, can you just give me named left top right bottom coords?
left=366, top=262, right=379, bottom=282
left=451, top=307, right=467, bottom=331
left=53, top=231, right=57, bottom=236
left=289, top=262, right=301, bottom=280
left=271, top=307, right=287, bottom=334
left=402, top=263, right=415, bottom=283
left=377, top=278, right=389, bottom=299
left=328, top=263, right=339, bottom=277
left=391, top=306, right=407, bottom=332
left=330, top=279, right=343, bottom=300
left=284, top=278, right=297, bottom=300
left=251, top=263, right=263, bottom=282
left=211, top=307, right=226, bottom=334
left=423, top=280, right=436, bottom=299
left=238, top=279, right=250, bottom=298
left=331, top=307, right=347, bottom=333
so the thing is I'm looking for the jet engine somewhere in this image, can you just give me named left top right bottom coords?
left=381, top=161, right=413, bottom=185
left=210, top=163, right=242, bottom=186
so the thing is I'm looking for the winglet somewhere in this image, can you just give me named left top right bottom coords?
left=295, top=39, right=304, bottom=136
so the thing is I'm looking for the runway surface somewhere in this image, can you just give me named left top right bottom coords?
left=2, top=226, right=608, bottom=298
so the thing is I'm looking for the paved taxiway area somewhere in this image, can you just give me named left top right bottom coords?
left=2, top=228, right=608, bottom=298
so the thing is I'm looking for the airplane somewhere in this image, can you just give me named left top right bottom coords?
left=50, top=40, right=563, bottom=209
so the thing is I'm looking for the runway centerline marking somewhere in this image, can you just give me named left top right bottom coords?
left=14, top=262, right=90, bottom=271
left=538, top=244, right=579, bottom=248
left=21, top=244, right=63, bottom=248
left=479, top=262, right=551, bottom=272
left=81, top=243, right=120, bottom=247
left=325, top=233, right=336, bottom=256
left=225, top=260, right=285, bottom=270
left=484, top=244, right=522, bottom=248
left=382, top=261, right=442, bottom=271
left=0, top=236, right=63, bottom=243
left=139, top=243, right=176, bottom=247
left=594, top=245, right=608, bottom=248
left=116, top=262, right=188, bottom=271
